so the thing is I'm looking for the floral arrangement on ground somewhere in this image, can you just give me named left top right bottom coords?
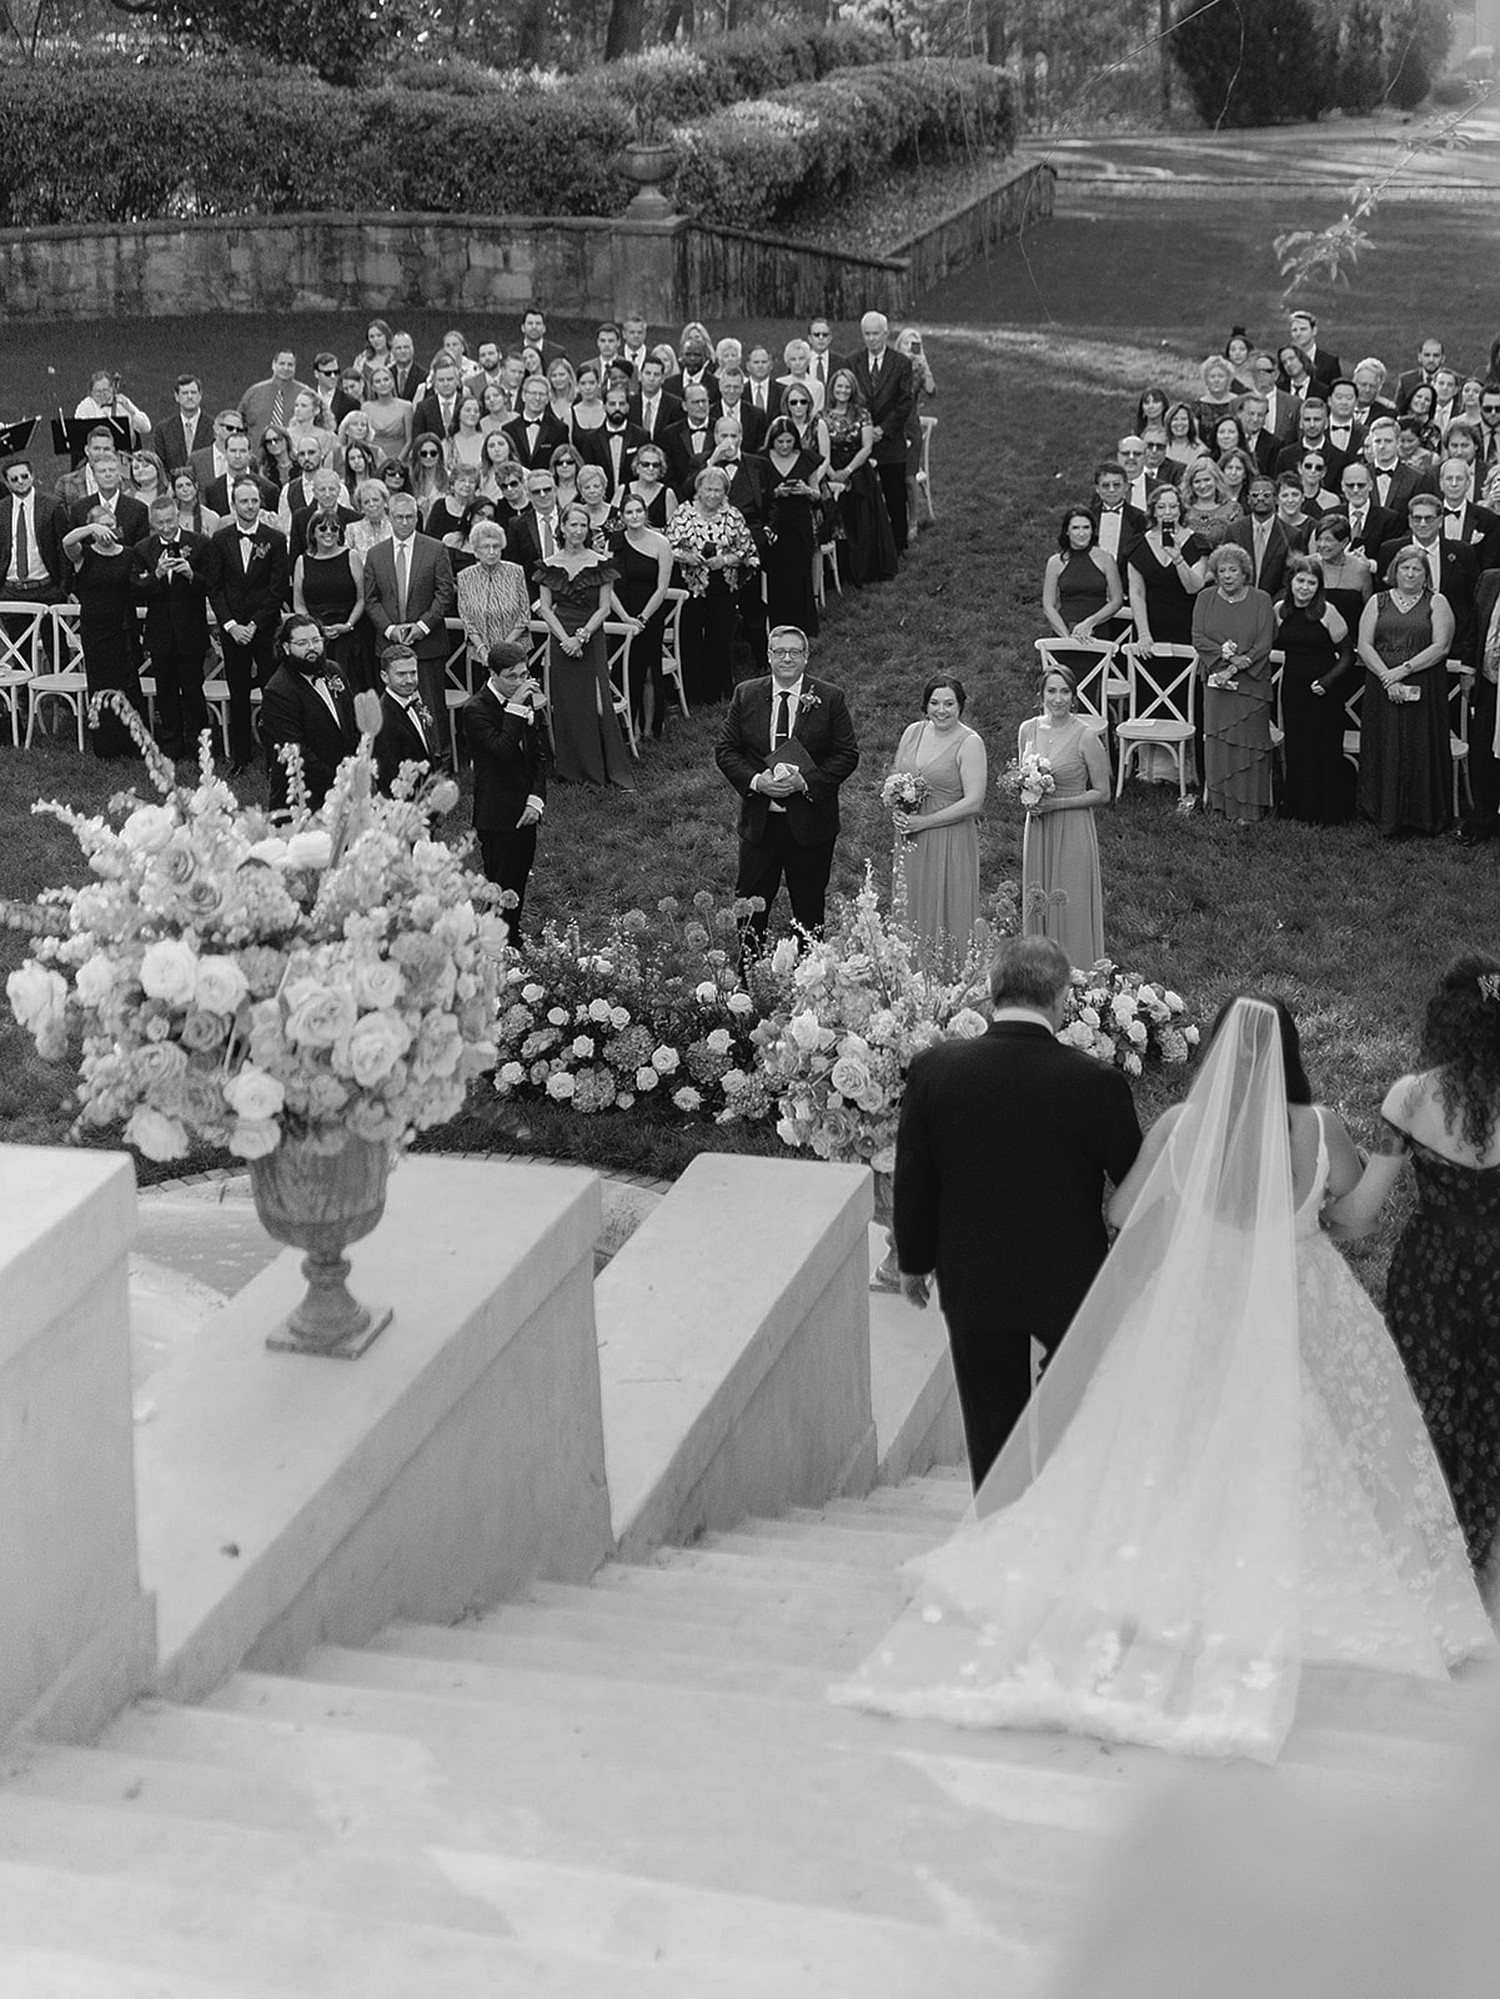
left=6, top=701, right=508, bottom=1163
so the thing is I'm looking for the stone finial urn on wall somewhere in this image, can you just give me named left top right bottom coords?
left=618, top=138, right=679, bottom=219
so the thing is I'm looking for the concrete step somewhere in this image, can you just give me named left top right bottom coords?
left=703, top=1520, right=939, bottom=1568
left=466, top=1594, right=884, bottom=1669
left=782, top=1500, right=964, bottom=1537
left=607, top=1543, right=904, bottom=1594
left=0, top=1945, right=302, bottom=1999
left=520, top=1573, right=905, bottom=1635
left=0, top=1858, right=820, bottom=1998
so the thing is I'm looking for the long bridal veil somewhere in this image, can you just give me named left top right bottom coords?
left=834, top=998, right=1494, bottom=1763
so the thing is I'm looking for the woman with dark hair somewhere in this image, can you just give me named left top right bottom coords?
left=259, top=425, right=296, bottom=492
left=1384, top=954, right=1500, bottom=1577
left=569, top=363, right=607, bottom=442
left=609, top=489, right=673, bottom=739
left=537, top=499, right=635, bottom=789
left=762, top=414, right=824, bottom=637
left=1275, top=553, right=1355, bottom=822
left=548, top=442, right=581, bottom=516
left=1041, top=508, right=1123, bottom=641
left=1135, top=384, right=1170, bottom=434
left=1018, top=663, right=1108, bottom=970
left=1127, top=483, right=1210, bottom=654
left=1355, top=544, right=1456, bottom=837
left=1209, top=413, right=1248, bottom=461
left=886, top=675, right=987, bottom=975
left=1312, top=512, right=1374, bottom=635
left=1224, top=326, right=1254, bottom=389
left=293, top=509, right=366, bottom=687
left=823, top=366, right=897, bottom=585
left=1163, top=401, right=1204, bottom=469
left=838, top=989, right=1495, bottom=1761
left=407, top=431, right=447, bottom=512
left=172, top=464, right=219, bottom=539
left=355, top=319, right=394, bottom=387
left=1217, top=446, right=1258, bottom=515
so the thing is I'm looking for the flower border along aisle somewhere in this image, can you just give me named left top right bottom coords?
left=7, top=697, right=508, bottom=1356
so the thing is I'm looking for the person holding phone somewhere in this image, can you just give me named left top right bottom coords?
left=762, top=415, right=824, bottom=637
left=461, top=639, right=551, bottom=943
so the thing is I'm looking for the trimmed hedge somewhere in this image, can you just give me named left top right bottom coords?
left=672, top=60, right=1014, bottom=233
left=600, top=24, right=887, bottom=131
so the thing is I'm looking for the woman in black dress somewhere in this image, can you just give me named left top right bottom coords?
left=60, top=506, right=145, bottom=759
left=761, top=415, right=823, bottom=638
left=610, top=493, right=673, bottom=739
left=623, top=444, right=677, bottom=531
left=822, top=368, right=897, bottom=586
left=1126, top=484, right=1210, bottom=652
left=1041, top=508, right=1123, bottom=641
left=1274, top=554, right=1355, bottom=823
left=293, top=511, right=367, bottom=687
left=1383, top=954, right=1500, bottom=1578
left=1356, top=546, right=1456, bottom=837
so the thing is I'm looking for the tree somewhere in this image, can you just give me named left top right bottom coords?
left=1172, top=0, right=1330, bottom=127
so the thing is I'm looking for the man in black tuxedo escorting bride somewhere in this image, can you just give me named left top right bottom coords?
left=715, top=624, right=859, bottom=955
left=893, top=935, right=1142, bottom=1485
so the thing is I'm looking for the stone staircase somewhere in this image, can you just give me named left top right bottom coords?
left=0, top=1468, right=1488, bottom=1998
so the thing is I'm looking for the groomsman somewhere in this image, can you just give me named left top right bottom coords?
left=462, top=640, right=549, bottom=943
left=373, top=643, right=439, bottom=794
left=892, top=934, right=1142, bottom=1485
left=134, top=494, right=211, bottom=760
left=843, top=312, right=916, bottom=556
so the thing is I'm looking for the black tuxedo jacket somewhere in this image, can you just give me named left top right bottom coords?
left=411, top=392, right=463, bottom=441
left=502, top=410, right=571, bottom=471
left=134, top=529, right=210, bottom=651
left=1376, top=537, right=1481, bottom=658
left=202, top=522, right=290, bottom=633
left=662, top=419, right=716, bottom=497
left=0, top=491, right=65, bottom=590
left=1395, top=368, right=1440, bottom=412
left=581, top=421, right=649, bottom=497
left=720, top=455, right=774, bottom=551
left=203, top=470, right=279, bottom=517
left=462, top=683, right=549, bottom=832
left=373, top=688, right=440, bottom=794
left=841, top=348, right=916, bottom=466
left=1224, top=516, right=1297, bottom=598
left=1319, top=421, right=1366, bottom=484
left=712, top=398, right=769, bottom=456
left=1243, top=430, right=1283, bottom=476
left=1342, top=502, right=1401, bottom=561
left=628, top=390, right=684, bottom=444
left=389, top=361, right=422, bottom=403
left=1474, top=569, right=1500, bottom=675
left=1273, top=435, right=1336, bottom=481
left=259, top=664, right=359, bottom=811
left=67, top=490, right=150, bottom=549
left=1441, top=501, right=1500, bottom=571
left=1368, top=461, right=1440, bottom=517
left=153, top=413, right=206, bottom=474
left=1088, top=499, right=1148, bottom=564
left=893, top=1019, right=1142, bottom=1345
left=504, top=509, right=561, bottom=587
left=715, top=674, right=859, bottom=848
left=664, top=365, right=718, bottom=403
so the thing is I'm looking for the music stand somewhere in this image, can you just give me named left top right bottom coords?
left=52, top=415, right=133, bottom=468
left=0, top=417, right=39, bottom=456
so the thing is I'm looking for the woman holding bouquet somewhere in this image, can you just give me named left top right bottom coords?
left=1018, top=666, right=1108, bottom=973
left=887, top=676, right=987, bottom=977
left=1193, top=541, right=1276, bottom=822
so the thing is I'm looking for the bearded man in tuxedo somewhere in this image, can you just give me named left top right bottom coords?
left=894, top=934, right=1143, bottom=1486
left=715, top=624, right=859, bottom=955
left=259, top=614, right=358, bottom=813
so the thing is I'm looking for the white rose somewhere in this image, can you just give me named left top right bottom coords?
left=610, top=1007, right=630, bottom=1029
left=223, top=1064, right=286, bottom=1122
left=353, top=959, right=405, bottom=1010
left=652, top=1046, right=681, bottom=1074
left=572, top=1035, right=595, bottom=1058
left=521, top=983, right=545, bottom=1004
left=616, top=1091, right=635, bottom=1110
left=344, top=1010, right=413, bottom=1087
left=547, top=1007, right=569, bottom=1026
left=7, top=962, right=67, bottom=1036
left=138, top=939, right=199, bottom=1007
left=545, top=1071, right=576, bottom=1100
left=694, top=980, right=718, bottom=1004
left=119, top=804, right=176, bottom=854
left=1164, top=990, right=1185, bottom=1013
left=1123, top=1051, right=1143, bottom=1077
left=830, top=1054, right=871, bottom=1099
left=1184, top=1025, right=1200, bottom=1045
left=1111, top=995, right=1136, bottom=1026
left=788, top=1010, right=824, bottom=1051
left=284, top=829, right=333, bottom=871
left=588, top=998, right=613, bottom=1023
left=635, top=1065, right=659, bottom=1091
left=705, top=1028, right=732, bottom=1055
left=195, top=956, right=250, bottom=1016
left=947, top=1007, right=989, bottom=1040
left=726, top=991, right=753, bottom=1015
left=73, top=954, right=116, bottom=1008
left=770, top=937, right=799, bottom=976
left=125, top=1104, right=189, bottom=1161
left=246, top=836, right=290, bottom=867
left=227, top=1118, right=280, bottom=1159
left=1127, top=1019, right=1148, bottom=1046
left=1079, top=1006, right=1100, bottom=1029
left=673, top=1085, right=703, bottom=1112
left=499, top=1060, right=526, bottom=1086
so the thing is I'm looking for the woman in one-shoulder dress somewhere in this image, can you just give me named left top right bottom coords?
left=888, top=675, right=987, bottom=978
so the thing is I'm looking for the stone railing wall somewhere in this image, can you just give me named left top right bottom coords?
left=0, top=159, right=1052, bottom=325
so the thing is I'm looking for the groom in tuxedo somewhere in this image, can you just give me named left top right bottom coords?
left=715, top=625, right=859, bottom=954
left=894, top=936, right=1143, bottom=1486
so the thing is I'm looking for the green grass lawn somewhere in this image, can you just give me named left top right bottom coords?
left=5, top=192, right=1499, bottom=1290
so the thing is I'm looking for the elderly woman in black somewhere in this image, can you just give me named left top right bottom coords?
left=666, top=464, right=758, bottom=704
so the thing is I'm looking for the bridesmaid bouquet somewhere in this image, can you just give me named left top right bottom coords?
left=880, top=771, right=929, bottom=832
left=997, top=752, right=1055, bottom=811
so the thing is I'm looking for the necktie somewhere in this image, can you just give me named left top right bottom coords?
left=13, top=500, right=28, bottom=583
left=396, top=540, right=410, bottom=619
left=271, top=389, right=287, bottom=429
left=773, top=689, right=791, bottom=750
left=754, top=384, right=765, bottom=410
left=539, top=516, right=554, bottom=558
left=408, top=698, right=428, bottom=748
left=870, top=353, right=881, bottom=383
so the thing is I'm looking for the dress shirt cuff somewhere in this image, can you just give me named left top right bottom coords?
left=504, top=700, right=533, bottom=718
left=526, top=794, right=545, bottom=816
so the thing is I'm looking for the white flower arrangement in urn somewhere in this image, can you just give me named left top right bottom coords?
left=7, top=699, right=509, bottom=1356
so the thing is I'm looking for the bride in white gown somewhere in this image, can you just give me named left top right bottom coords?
left=834, top=996, right=1496, bottom=1763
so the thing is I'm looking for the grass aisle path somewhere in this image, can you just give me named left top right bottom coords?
left=4, top=200, right=1498, bottom=1283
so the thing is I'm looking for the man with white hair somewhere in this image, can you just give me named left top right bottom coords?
left=843, top=310, right=916, bottom=556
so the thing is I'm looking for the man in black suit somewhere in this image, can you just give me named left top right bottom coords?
left=1224, top=476, right=1296, bottom=597
left=373, top=643, right=440, bottom=795
left=1272, top=398, right=1333, bottom=480
left=504, top=467, right=563, bottom=586
left=706, top=415, right=771, bottom=673
left=462, top=639, right=549, bottom=943
left=629, top=355, right=683, bottom=447
left=664, top=330, right=717, bottom=403
left=287, top=467, right=359, bottom=568
left=411, top=358, right=465, bottom=443
left=843, top=311, right=916, bottom=557
left=502, top=375, right=569, bottom=471
left=1364, top=415, right=1439, bottom=517
left=68, top=451, right=149, bottom=548
left=518, top=309, right=567, bottom=375
left=582, top=383, right=647, bottom=498
left=1236, top=392, right=1283, bottom=476
left=1461, top=567, right=1500, bottom=844
left=1320, top=380, right=1366, bottom=485
left=1436, top=454, right=1500, bottom=570
left=1337, top=463, right=1400, bottom=560
left=1087, top=462, right=1146, bottom=566
left=712, top=364, right=769, bottom=457
left=0, top=454, right=65, bottom=603
left=189, top=409, right=244, bottom=491
left=203, top=432, right=278, bottom=518
left=1394, top=337, right=1446, bottom=413
left=893, top=933, right=1142, bottom=1486
left=1287, top=309, right=1340, bottom=390
left=388, top=332, right=422, bottom=405
left=743, top=345, right=784, bottom=424
left=134, top=495, right=211, bottom=760
left=1379, top=493, right=1481, bottom=662
left=153, top=375, right=207, bottom=474
left=662, top=382, right=717, bottom=497
left=259, top=614, right=359, bottom=813
left=202, top=477, right=290, bottom=773
left=715, top=624, right=859, bottom=955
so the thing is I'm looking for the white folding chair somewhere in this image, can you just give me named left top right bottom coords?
left=442, top=617, right=476, bottom=767
left=0, top=600, right=47, bottom=745
left=1268, top=649, right=1285, bottom=753
left=1449, top=661, right=1473, bottom=816
left=1033, top=637, right=1116, bottom=743
left=1342, top=678, right=1363, bottom=775
left=1115, top=643, right=1197, bottom=799
left=604, top=621, right=640, bottom=760
left=917, top=415, right=937, bottom=521
left=660, top=588, right=690, bottom=719
left=25, top=604, right=88, bottom=750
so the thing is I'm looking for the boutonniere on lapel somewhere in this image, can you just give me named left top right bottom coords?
left=249, top=540, right=271, bottom=563
left=796, top=688, right=822, bottom=713
left=320, top=671, right=347, bottom=696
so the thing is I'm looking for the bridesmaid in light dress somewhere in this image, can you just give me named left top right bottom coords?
left=889, top=676, right=987, bottom=978
left=1019, top=664, right=1108, bottom=973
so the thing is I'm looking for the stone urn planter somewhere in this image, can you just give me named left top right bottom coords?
left=618, top=141, right=679, bottom=219
left=250, top=1130, right=394, bottom=1358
